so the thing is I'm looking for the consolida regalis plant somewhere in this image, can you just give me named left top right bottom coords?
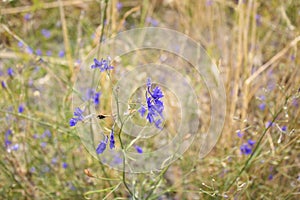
left=69, top=57, right=165, bottom=156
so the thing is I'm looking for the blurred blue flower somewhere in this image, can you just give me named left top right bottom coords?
left=18, top=41, right=23, bottom=47
left=265, top=121, right=273, bottom=128
left=96, top=136, right=108, bottom=154
left=18, top=104, right=24, bottom=113
left=91, top=58, right=114, bottom=72
left=58, top=50, right=65, bottom=58
left=240, top=143, right=252, bottom=155
left=36, top=49, right=42, bottom=56
left=40, top=142, right=47, bottom=148
left=268, top=174, right=273, bottom=180
left=259, top=95, right=266, bottom=101
left=86, top=89, right=101, bottom=105
left=62, top=162, right=68, bottom=169
left=135, top=145, right=143, bottom=154
left=94, top=92, right=101, bottom=105
left=139, top=78, right=164, bottom=129
left=155, top=119, right=162, bottom=129
left=5, top=129, right=12, bottom=147
left=46, top=50, right=52, bottom=56
left=247, top=139, right=255, bottom=146
left=69, top=107, right=84, bottom=126
left=7, top=143, right=19, bottom=152
left=237, top=130, right=243, bottom=138
left=2, top=81, right=7, bottom=88
left=7, top=68, right=13, bottom=76
left=42, top=129, right=52, bottom=138
left=117, top=2, right=123, bottom=11
left=281, top=125, right=287, bottom=132
left=109, top=130, right=115, bottom=149
left=146, top=17, right=159, bottom=26
left=24, top=13, right=31, bottom=21
left=26, top=47, right=33, bottom=54
left=51, top=157, right=58, bottom=164
left=258, top=103, right=266, bottom=111
left=290, top=55, right=295, bottom=61
left=292, top=99, right=298, bottom=107
left=69, top=118, right=77, bottom=127
left=255, top=14, right=262, bottom=26
left=138, top=105, right=147, bottom=117
left=41, top=29, right=51, bottom=38
left=30, top=167, right=36, bottom=173
left=206, top=0, right=213, bottom=6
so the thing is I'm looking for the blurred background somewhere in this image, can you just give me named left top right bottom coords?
left=0, top=0, right=299, bottom=199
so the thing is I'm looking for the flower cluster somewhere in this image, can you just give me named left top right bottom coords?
left=86, top=89, right=101, bottom=105
left=69, top=108, right=84, bottom=127
left=240, top=139, right=256, bottom=155
left=4, top=129, right=19, bottom=152
left=138, top=78, right=164, bottom=129
left=135, top=145, right=143, bottom=154
left=96, top=129, right=115, bottom=154
left=91, top=57, right=114, bottom=72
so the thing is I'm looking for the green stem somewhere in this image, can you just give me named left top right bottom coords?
left=145, top=165, right=170, bottom=200
left=107, top=72, right=135, bottom=198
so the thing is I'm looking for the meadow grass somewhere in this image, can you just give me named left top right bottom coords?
left=0, top=0, right=299, bottom=199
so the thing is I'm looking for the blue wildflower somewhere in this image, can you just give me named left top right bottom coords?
left=237, top=130, right=243, bottom=138
left=30, top=167, right=36, bottom=173
left=139, top=78, right=164, bottom=129
left=58, top=50, right=65, bottom=58
left=281, top=125, right=287, bottom=132
left=10, top=144, right=19, bottom=151
left=265, top=121, right=273, bottom=128
left=150, top=86, right=164, bottom=99
left=42, top=129, right=52, bottom=138
left=135, top=145, right=143, bottom=154
left=86, top=89, right=101, bottom=105
left=206, top=0, right=213, bottom=6
left=26, top=47, right=33, bottom=54
left=62, top=162, right=68, bottom=169
left=240, top=143, right=252, bottom=155
left=94, top=92, right=101, bottom=105
left=42, top=130, right=50, bottom=138
left=138, top=105, right=147, bottom=117
left=18, top=104, right=24, bottom=113
left=40, top=142, right=47, bottom=148
left=258, top=103, right=266, bottom=111
left=155, top=119, right=162, bottom=129
left=91, top=58, right=114, bottom=72
left=247, top=139, right=255, bottom=147
left=292, top=99, right=298, bottom=107
left=255, top=14, right=262, bottom=26
left=51, top=157, right=58, bottom=164
left=146, top=17, right=159, bottom=26
left=46, top=50, right=52, bottom=56
left=268, top=174, right=273, bottom=180
left=18, top=41, right=23, bottom=47
left=109, top=130, right=115, bottom=149
left=116, top=2, right=123, bottom=11
left=69, top=107, right=84, bottom=126
left=41, top=29, right=51, bottom=38
left=69, top=118, right=77, bottom=126
left=7, top=68, right=13, bottom=76
left=96, top=136, right=108, bottom=154
left=24, top=13, right=31, bottom=21
left=2, top=81, right=7, bottom=89
left=5, top=129, right=12, bottom=147
left=36, top=49, right=42, bottom=56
